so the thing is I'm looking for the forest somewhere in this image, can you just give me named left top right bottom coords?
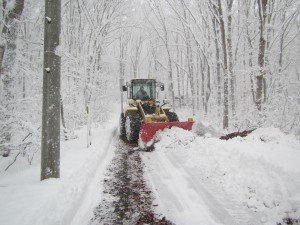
left=1, top=0, right=300, bottom=165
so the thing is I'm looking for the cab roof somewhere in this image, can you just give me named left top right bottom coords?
left=131, top=78, right=156, bottom=81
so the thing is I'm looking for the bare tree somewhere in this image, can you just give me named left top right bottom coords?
left=0, top=0, right=25, bottom=79
left=0, top=0, right=25, bottom=156
left=216, top=0, right=229, bottom=129
left=0, top=0, right=25, bottom=102
left=227, top=0, right=235, bottom=118
left=256, top=0, right=268, bottom=111
left=211, top=2, right=222, bottom=111
left=148, top=0, right=175, bottom=105
left=130, top=35, right=144, bottom=78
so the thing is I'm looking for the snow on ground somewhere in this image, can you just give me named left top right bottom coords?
left=141, top=126, right=300, bottom=225
left=0, top=119, right=118, bottom=225
left=1, top=106, right=300, bottom=225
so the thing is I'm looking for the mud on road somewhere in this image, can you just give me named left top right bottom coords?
left=89, top=138, right=173, bottom=225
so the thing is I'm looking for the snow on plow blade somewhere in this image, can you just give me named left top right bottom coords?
left=139, top=121, right=194, bottom=144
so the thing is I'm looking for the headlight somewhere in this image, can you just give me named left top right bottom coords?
left=128, top=99, right=134, bottom=105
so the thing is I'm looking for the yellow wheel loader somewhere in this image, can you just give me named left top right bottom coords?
left=120, top=78, right=194, bottom=148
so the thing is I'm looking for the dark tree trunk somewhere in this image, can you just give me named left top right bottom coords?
left=41, top=0, right=61, bottom=180
left=217, top=0, right=229, bottom=129
left=256, top=0, right=268, bottom=111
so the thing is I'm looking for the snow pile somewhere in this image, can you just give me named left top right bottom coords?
left=0, top=121, right=118, bottom=225
left=143, top=127, right=300, bottom=225
left=154, top=127, right=196, bottom=149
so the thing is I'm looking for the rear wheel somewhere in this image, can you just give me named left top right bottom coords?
left=119, top=113, right=126, bottom=138
left=125, top=113, right=141, bottom=142
left=166, top=111, right=179, bottom=122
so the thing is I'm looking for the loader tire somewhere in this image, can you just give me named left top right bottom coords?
left=119, top=113, right=126, bottom=138
left=125, top=113, right=141, bottom=143
left=166, top=111, right=179, bottom=122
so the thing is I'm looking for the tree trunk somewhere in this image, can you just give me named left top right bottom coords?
left=196, top=52, right=200, bottom=111
left=227, top=0, right=235, bottom=117
left=201, top=58, right=205, bottom=112
left=187, top=33, right=195, bottom=115
left=205, top=62, right=211, bottom=115
left=181, top=50, right=185, bottom=104
left=217, top=0, right=229, bottom=129
left=183, top=9, right=195, bottom=115
left=0, top=0, right=25, bottom=102
left=278, top=9, right=286, bottom=74
left=256, top=0, right=268, bottom=111
left=167, top=52, right=175, bottom=107
left=212, top=16, right=221, bottom=109
left=175, top=34, right=182, bottom=108
left=41, top=0, right=61, bottom=180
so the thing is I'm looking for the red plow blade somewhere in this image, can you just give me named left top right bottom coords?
left=139, top=121, right=194, bottom=144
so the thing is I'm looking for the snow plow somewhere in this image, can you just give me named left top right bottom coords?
left=119, top=78, right=194, bottom=148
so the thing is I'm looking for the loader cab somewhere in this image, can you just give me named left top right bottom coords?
left=122, top=78, right=165, bottom=101
left=130, top=79, right=156, bottom=100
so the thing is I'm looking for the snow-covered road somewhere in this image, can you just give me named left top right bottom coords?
left=143, top=150, right=240, bottom=225
left=1, top=115, right=300, bottom=225
left=141, top=127, right=300, bottom=225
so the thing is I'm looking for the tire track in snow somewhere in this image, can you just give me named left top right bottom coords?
left=166, top=152, right=260, bottom=225
left=142, top=150, right=262, bottom=225
left=142, top=150, right=226, bottom=225
left=70, top=127, right=118, bottom=225
left=89, top=138, right=172, bottom=225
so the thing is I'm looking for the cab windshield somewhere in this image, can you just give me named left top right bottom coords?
left=131, top=79, right=156, bottom=100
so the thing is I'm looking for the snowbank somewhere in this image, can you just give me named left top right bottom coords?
left=142, top=127, right=300, bottom=225
left=0, top=120, right=117, bottom=225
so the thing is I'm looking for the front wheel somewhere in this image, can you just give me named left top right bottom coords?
left=125, top=113, right=141, bottom=143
